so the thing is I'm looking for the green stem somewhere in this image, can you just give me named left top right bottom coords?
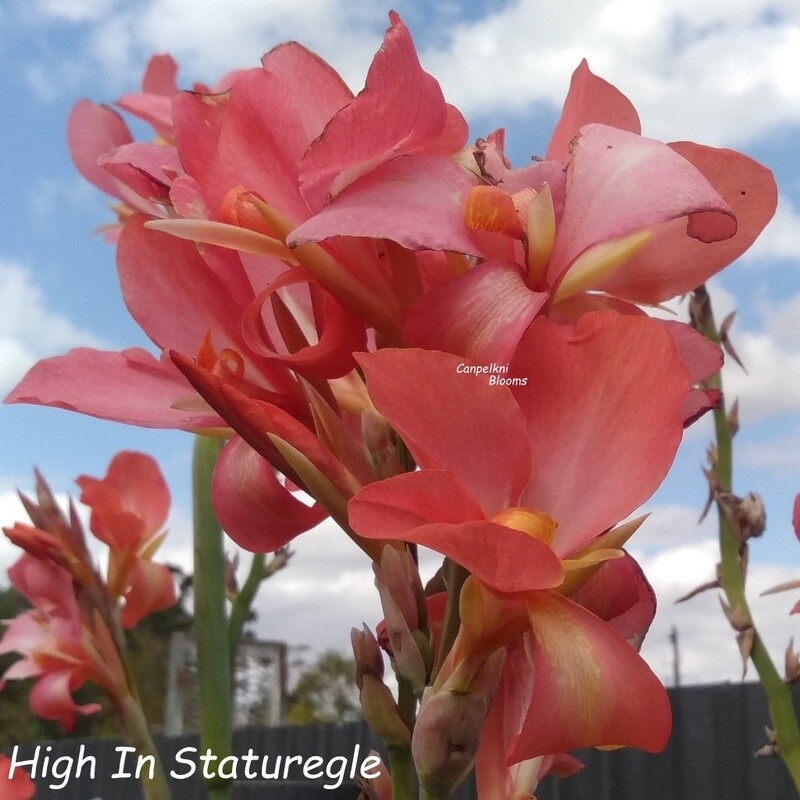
left=431, top=560, right=468, bottom=683
left=192, top=436, right=233, bottom=800
left=117, top=695, right=172, bottom=800
left=698, top=286, right=800, bottom=790
left=228, top=552, right=266, bottom=674
left=387, top=743, right=416, bottom=800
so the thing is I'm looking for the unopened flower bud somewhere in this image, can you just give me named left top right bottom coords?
left=360, top=674, right=411, bottom=747
left=351, top=625, right=384, bottom=689
left=411, top=688, right=489, bottom=797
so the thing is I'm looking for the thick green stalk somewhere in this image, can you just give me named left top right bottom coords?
left=387, top=743, right=416, bottom=800
left=228, top=552, right=266, bottom=673
left=192, top=435, right=233, bottom=800
left=698, top=288, right=800, bottom=790
left=431, top=559, right=468, bottom=683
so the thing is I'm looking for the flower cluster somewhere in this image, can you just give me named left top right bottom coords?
left=5, top=12, right=776, bottom=799
left=0, top=452, right=175, bottom=730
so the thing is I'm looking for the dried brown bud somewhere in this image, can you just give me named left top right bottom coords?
left=737, top=493, right=766, bottom=541
left=727, top=399, right=740, bottom=438
left=785, top=639, right=800, bottom=684
left=719, top=310, right=748, bottom=372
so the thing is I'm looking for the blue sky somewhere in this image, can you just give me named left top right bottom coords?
left=2, top=0, right=800, bottom=685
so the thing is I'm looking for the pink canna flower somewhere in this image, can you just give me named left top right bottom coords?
left=75, top=451, right=176, bottom=628
left=0, top=555, right=127, bottom=731
left=0, top=755, right=35, bottom=800
left=290, top=60, right=776, bottom=374
left=348, top=312, right=691, bottom=760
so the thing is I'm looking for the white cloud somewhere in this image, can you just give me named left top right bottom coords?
left=744, top=197, right=800, bottom=265
left=32, top=0, right=114, bottom=23
left=0, top=259, right=104, bottom=396
left=423, top=0, right=800, bottom=148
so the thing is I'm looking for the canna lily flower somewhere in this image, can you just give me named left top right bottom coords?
left=0, top=555, right=127, bottom=731
left=289, top=61, right=776, bottom=370
left=75, top=451, right=176, bottom=628
left=348, top=312, right=691, bottom=759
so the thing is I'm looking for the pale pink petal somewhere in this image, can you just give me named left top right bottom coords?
left=548, top=125, right=737, bottom=286
left=0, top=613, right=51, bottom=659
left=116, top=93, right=174, bottom=139
left=300, top=14, right=467, bottom=208
left=5, top=347, right=222, bottom=430
left=349, top=470, right=488, bottom=537
left=67, top=100, right=133, bottom=198
left=141, top=54, right=179, bottom=96
left=546, top=60, right=641, bottom=162
left=120, top=559, right=176, bottom=628
left=514, top=314, right=690, bottom=556
left=510, top=591, right=670, bottom=760
left=596, top=143, right=777, bottom=303
left=212, top=436, right=327, bottom=552
left=29, top=671, right=101, bottom=731
left=662, top=320, right=723, bottom=383
left=7, top=555, right=76, bottom=616
left=289, top=155, right=477, bottom=254
left=99, top=142, right=182, bottom=205
left=356, top=349, right=532, bottom=514
left=404, top=263, right=548, bottom=362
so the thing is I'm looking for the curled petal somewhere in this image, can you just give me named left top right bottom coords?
left=242, top=270, right=367, bottom=379
left=212, top=436, right=327, bottom=552
left=510, top=591, right=670, bottom=760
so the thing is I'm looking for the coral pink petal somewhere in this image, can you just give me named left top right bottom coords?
left=120, top=560, right=176, bottom=628
left=514, top=314, right=690, bottom=556
left=67, top=100, right=133, bottom=198
left=290, top=155, right=477, bottom=253
left=548, top=125, right=736, bottom=285
left=569, top=553, right=656, bottom=648
left=356, top=349, right=532, bottom=514
left=404, top=263, right=548, bottom=362
left=118, top=215, right=246, bottom=354
left=92, top=451, right=170, bottom=535
left=141, top=54, right=179, bottom=95
left=212, top=437, right=327, bottom=552
left=7, top=555, right=76, bottom=615
left=0, top=754, right=36, bottom=800
left=5, top=346, right=222, bottom=430
left=261, top=42, right=353, bottom=143
left=510, top=591, right=671, bottom=760
left=300, top=15, right=465, bottom=207
left=349, top=469, right=488, bottom=538
left=378, top=520, right=562, bottom=594
left=597, top=143, right=778, bottom=303
left=546, top=60, right=641, bottom=162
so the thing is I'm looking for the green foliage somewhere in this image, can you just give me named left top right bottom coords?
left=285, top=650, right=361, bottom=725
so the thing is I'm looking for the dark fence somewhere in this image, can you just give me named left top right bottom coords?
left=5, top=682, right=800, bottom=799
